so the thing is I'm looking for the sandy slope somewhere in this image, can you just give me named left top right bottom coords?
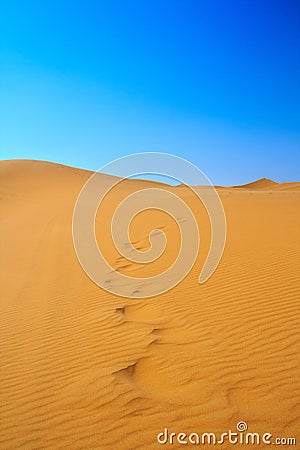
left=1, top=160, right=299, bottom=449
left=233, top=177, right=300, bottom=191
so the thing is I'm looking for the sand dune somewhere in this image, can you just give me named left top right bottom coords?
left=232, top=177, right=300, bottom=191
left=267, top=181, right=300, bottom=191
left=234, top=177, right=278, bottom=189
left=1, top=160, right=299, bottom=449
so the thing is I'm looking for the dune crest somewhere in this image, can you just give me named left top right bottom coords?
left=234, top=177, right=277, bottom=189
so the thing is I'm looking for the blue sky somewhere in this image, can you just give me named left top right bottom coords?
left=0, top=0, right=299, bottom=185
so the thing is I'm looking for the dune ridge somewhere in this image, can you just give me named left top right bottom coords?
left=232, top=177, right=300, bottom=191
left=1, top=160, right=299, bottom=449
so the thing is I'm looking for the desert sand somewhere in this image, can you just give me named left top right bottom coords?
left=1, top=160, right=299, bottom=449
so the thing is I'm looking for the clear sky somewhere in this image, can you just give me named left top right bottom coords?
left=0, top=0, right=299, bottom=185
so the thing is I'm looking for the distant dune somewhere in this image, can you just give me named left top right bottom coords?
left=1, top=159, right=299, bottom=449
left=234, top=177, right=278, bottom=189
left=232, top=177, right=300, bottom=191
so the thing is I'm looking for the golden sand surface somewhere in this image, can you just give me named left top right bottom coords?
left=1, top=160, right=299, bottom=449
